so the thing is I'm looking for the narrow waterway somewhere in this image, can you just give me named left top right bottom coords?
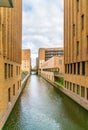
left=3, top=75, right=88, bottom=130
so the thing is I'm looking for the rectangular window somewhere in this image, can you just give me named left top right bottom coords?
left=16, top=66, right=18, bottom=75
left=59, top=60, right=62, bottom=64
left=13, top=84, right=15, bottom=96
left=77, top=41, right=79, bottom=56
left=8, top=64, right=10, bottom=78
left=11, top=65, right=13, bottom=77
left=73, top=84, right=76, bottom=92
left=8, top=88, right=11, bottom=102
left=19, top=67, right=20, bottom=75
left=68, top=64, right=69, bottom=74
left=70, top=64, right=72, bottom=74
left=4, top=63, right=7, bottom=79
left=78, top=62, right=80, bottom=75
left=77, top=85, right=80, bottom=95
left=70, top=82, right=72, bottom=91
left=82, top=15, right=84, bottom=31
left=77, top=0, right=79, bottom=12
left=73, top=24, right=75, bottom=36
left=81, top=86, right=85, bottom=97
left=74, top=63, right=76, bottom=74
left=82, top=62, right=85, bottom=75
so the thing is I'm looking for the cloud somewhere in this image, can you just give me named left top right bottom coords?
left=22, top=0, right=64, bottom=67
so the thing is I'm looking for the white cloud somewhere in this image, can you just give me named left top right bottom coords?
left=22, top=0, right=64, bottom=67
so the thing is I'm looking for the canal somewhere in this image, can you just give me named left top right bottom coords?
left=3, top=75, right=88, bottom=130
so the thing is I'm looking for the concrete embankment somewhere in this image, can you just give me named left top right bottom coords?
left=0, top=74, right=30, bottom=130
left=42, top=76, right=88, bottom=111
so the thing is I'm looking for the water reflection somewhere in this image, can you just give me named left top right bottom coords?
left=3, top=75, right=88, bottom=130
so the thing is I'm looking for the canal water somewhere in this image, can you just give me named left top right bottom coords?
left=3, top=75, right=88, bottom=130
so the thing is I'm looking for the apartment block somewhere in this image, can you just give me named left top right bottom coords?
left=64, top=0, right=88, bottom=101
left=22, top=49, right=31, bottom=74
left=41, top=56, right=64, bottom=82
left=38, top=48, right=64, bottom=75
left=0, top=0, right=22, bottom=128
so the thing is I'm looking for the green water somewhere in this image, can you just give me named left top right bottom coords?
left=3, top=75, right=88, bottom=130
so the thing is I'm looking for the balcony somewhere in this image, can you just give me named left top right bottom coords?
left=0, top=0, right=13, bottom=7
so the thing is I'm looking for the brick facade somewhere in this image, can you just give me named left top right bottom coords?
left=0, top=0, right=22, bottom=126
left=64, top=0, right=88, bottom=101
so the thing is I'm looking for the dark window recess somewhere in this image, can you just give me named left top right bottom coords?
left=82, top=15, right=84, bottom=30
left=73, top=24, right=75, bottom=36
left=82, top=62, right=85, bottom=75
left=78, top=62, right=80, bottom=75
left=8, top=64, right=10, bottom=78
left=8, top=88, right=11, bottom=102
left=77, top=0, right=79, bottom=12
left=81, top=86, right=85, bottom=97
left=74, top=63, right=76, bottom=74
left=70, top=64, right=72, bottom=74
left=4, top=63, right=7, bottom=79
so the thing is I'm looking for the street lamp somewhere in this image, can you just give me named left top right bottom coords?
left=0, top=0, right=13, bottom=8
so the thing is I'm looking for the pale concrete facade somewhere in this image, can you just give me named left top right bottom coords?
left=64, top=0, right=88, bottom=102
left=41, top=56, right=64, bottom=82
left=22, top=49, right=31, bottom=74
left=0, top=0, right=22, bottom=129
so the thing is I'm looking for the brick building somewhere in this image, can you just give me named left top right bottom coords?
left=22, top=49, right=31, bottom=74
left=0, top=0, right=22, bottom=128
left=64, top=0, right=88, bottom=100
left=41, top=56, right=64, bottom=82
left=38, top=48, right=64, bottom=75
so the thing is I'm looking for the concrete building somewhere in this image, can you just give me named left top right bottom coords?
left=64, top=0, right=88, bottom=102
left=41, top=56, right=64, bottom=83
left=22, top=49, right=31, bottom=74
left=0, top=0, right=22, bottom=129
left=38, top=48, right=64, bottom=75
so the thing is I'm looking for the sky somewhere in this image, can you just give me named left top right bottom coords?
left=22, top=0, right=64, bottom=67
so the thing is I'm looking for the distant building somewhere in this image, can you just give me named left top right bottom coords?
left=41, top=56, right=64, bottom=82
left=0, top=0, right=22, bottom=129
left=64, top=0, right=88, bottom=101
left=38, top=48, right=64, bottom=75
left=22, top=49, right=31, bottom=74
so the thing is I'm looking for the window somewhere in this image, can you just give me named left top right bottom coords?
left=82, top=62, right=85, bottom=75
left=13, top=84, right=15, bottom=96
left=78, top=62, right=80, bottom=75
left=68, top=64, right=69, bottom=74
left=77, top=0, right=79, bottom=12
left=70, top=64, right=72, bottom=74
left=59, top=60, right=62, bottom=64
left=19, top=67, right=20, bottom=74
left=77, top=41, right=79, bottom=56
left=4, top=63, right=7, bottom=79
left=74, top=63, right=76, bottom=74
left=73, top=84, right=76, bottom=92
left=11, top=65, right=13, bottom=77
left=8, top=88, right=11, bottom=102
left=16, top=66, right=18, bottom=75
left=8, top=64, right=10, bottom=78
left=82, top=15, right=84, bottom=31
left=81, top=86, right=85, bottom=97
left=18, top=81, right=19, bottom=89
left=70, top=82, right=72, bottom=90
left=77, top=85, right=80, bottom=95
left=73, top=24, right=75, bottom=36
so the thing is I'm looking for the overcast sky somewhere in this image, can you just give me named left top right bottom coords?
left=22, top=0, right=64, bottom=67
